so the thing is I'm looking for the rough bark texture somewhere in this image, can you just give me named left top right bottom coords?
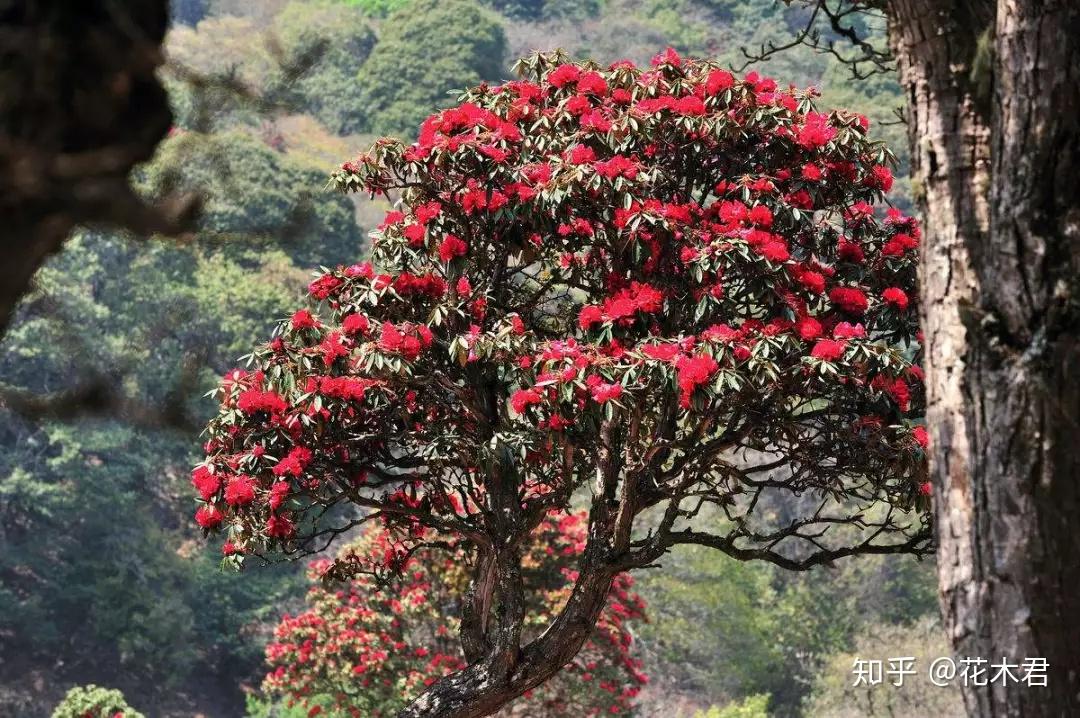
left=0, top=1, right=196, bottom=337
left=396, top=443, right=624, bottom=718
left=888, top=1, right=1080, bottom=714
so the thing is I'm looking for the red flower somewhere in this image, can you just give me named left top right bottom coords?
left=569, top=144, right=596, bottom=164
left=195, top=505, right=223, bottom=529
left=642, top=343, right=679, bottom=361
left=651, top=47, right=682, bottom=67
left=267, top=514, right=296, bottom=539
left=578, top=305, right=604, bottom=331
left=225, top=475, right=256, bottom=506
left=342, top=313, right=370, bottom=336
left=796, top=113, right=836, bottom=149
left=269, top=481, right=290, bottom=510
left=833, top=322, right=867, bottom=339
left=273, top=446, right=313, bottom=477
left=237, top=389, right=287, bottom=416
left=811, top=339, right=846, bottom=362
left=594, top=155, right=637, bottom=180
left=438, top=234, right=468, bottom=262
left=798, top=270, right=826, bottom=294
left=580, top=109, right=612, bottom=133
left=577, top=71, right=608, bottom=96
left=758, top=240, right=789, bottom=262
left=829, top=286, right=869, bottom=314
left=674, top=96, right=706, bottom=116
left=291, top=309, right=319, bottom=330
left=882, top=287, right=910, bottom=310
left=912, top=426, right=929, bottom=448
left=548, top=64, right=581, bottom=88
left=591, top=382, right=623, bottom=404
left=795, top=316, right=823, bottom=341
left=866, top=165, right=894, bottom=191
left=415, top=201, right=442, bottom=224
left=308, top=274, right=343, bottom=300
left=674, top=353, right=718, bottom=408
left=881, top=232, right=919, bottom=257
left=320, top=332, right=349, bottom=367
left=404, top=223, right=426, bottom=245
left=705, top=69, right=734, bottom=95
left=511, top=388, right=542, bottom=414
left=191, top=466, right=221, bottom=501
left=748, top=204, right=773, bottom=228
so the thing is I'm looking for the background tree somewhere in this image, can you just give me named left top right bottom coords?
left=352, top=0, right=508, bottom=137
left=193, top=50, right=929, bottom=717
left=0, top=115, right=363, bottom=712
left=802, top=616, right=963, bottom=718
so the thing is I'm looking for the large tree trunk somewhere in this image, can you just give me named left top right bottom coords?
left=0, top=2, right=194, bottom=337
left=396, top=566, right=617, bottom=718
left=888, top=1, right=1080, bottom=714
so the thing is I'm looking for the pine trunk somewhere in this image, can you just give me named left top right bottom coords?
left=888, top=1, right=1080, bottom=714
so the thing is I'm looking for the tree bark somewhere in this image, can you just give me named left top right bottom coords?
left=396, top=440, right=625, bottom=718
left=396, top=565, right=617, bottom=718
left=0, top=2, right=195, bottom=337
left=888, top=1, right=1080, bottom=714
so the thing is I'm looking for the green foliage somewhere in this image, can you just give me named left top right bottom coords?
left=637, top=544, right=937, bottom=714
left=335, top=0, right=414, bottom=16
left=271, top=2, right=376, bottom=133
left=695, top=694, right=772, bottom=718
left=353, top=0, right=508, bottom=137
left=638, top=546, right=786, bottom=702
left=138, top=130, right=364, bottom=268
left=9, top=2, right=923, bottom=716
left=51, top=685, right=145, bottom=718
left=803, top=617, right=962, bottom=717
left=0, top=234, right=308, bottom=698
left=245, top=694, right=325, bottom=718
left=483, top=0, right=600, bottom=20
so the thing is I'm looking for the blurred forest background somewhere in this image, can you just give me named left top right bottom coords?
left=0, top=1, right=949, bottom=716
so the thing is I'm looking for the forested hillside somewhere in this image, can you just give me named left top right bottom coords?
left=0, top=2, right=940, bottom=716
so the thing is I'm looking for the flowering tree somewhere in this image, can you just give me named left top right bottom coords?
left=264, top=511, right=646, bottom=717
left=193, top=49, right=930, bottom=717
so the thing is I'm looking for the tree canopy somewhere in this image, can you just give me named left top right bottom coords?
left=192, top=49, right=929, bottom=716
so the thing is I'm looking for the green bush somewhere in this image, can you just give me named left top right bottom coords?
left=52, top=685, right=145, bottom=718
left=695, top=694, right=772, bottom=718
left=803, top=617, right=962, bottom=718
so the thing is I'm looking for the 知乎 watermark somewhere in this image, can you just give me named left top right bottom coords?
left=851, top=657, right=1048, bottom=688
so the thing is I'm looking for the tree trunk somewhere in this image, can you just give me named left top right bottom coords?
left=888, top=1, right=1080, bottom=714
left=397, top=456, right=623, bottom=718
left=396, top=563, right=617, bottom=718
left=0, top=2, right=193, bottom=337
